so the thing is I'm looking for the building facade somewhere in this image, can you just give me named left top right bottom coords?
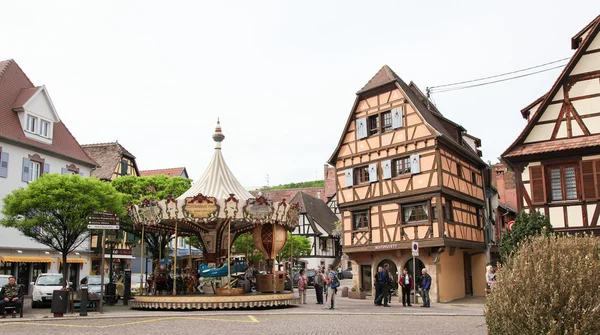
left=0, top=59, right=96, bottom=291
left=290, top=191, right=341, bottom=270
left=502, top=15, right=600, bottom=235
left=329, top=65, right=489, bottom=302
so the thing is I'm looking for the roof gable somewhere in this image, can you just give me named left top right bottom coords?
left=290, top=191, right=338, bottom=234
left=0, top=59, right=96, bottom=166
left=81, top=142, right=139, bottom=179
left=503, top=15, right=600, bottom=159
left=140, top=167, right=188, bottom=178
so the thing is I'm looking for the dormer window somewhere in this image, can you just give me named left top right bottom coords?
left=26, top=115, right=36, bottom=133
left=39, top=120, right=50, bottom=137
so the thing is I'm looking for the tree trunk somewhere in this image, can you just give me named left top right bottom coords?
left=62, top=253, right=69, bottom=289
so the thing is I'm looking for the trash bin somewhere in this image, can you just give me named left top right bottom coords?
left=341, top=287, right=349, bottom=297
left=51, top=290, right=69, bottom=317
left=106, top=283, right=117, bottom=305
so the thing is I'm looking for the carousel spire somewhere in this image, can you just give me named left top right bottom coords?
left=213, top=118, right=225, bottom=149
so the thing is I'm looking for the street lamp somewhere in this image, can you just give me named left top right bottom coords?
left=104, top=231, right=120, bottom=305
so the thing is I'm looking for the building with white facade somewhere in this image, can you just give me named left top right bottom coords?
left=0, top=59, right=97, bottom=292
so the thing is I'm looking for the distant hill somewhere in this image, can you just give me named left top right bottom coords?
left=252, top=180, right=325, bottom=191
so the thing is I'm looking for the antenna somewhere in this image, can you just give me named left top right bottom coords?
left=266, top=174, right=270, bottom=188
left=426, top=87, right=431, bottom=110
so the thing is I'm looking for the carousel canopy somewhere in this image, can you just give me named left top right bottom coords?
left=178, top=120, right=253, bottom=201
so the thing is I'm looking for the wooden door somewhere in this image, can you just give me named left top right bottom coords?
left=464, top=253, right=473, bottom=296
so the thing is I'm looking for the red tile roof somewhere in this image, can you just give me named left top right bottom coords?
left=0, top=59, right=96, bottom=166
left=140, top=167, right=187, bottom=178
left=12, top=87, right=41, bottom=110
left=250, top=187, right=328, bottom=203
left=503, top=135, right=600, bottom=158
left=357, top=65, right=398, bottom=94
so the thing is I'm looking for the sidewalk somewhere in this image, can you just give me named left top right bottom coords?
left=3, top=281, right=484, bottom=322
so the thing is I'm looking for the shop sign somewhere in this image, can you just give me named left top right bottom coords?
left=184, top=196, right=218, bottom=219
left=374, top=244, right=398, bottom=250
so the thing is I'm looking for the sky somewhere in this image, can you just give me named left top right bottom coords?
left=1, top=1, right=599, bottom=189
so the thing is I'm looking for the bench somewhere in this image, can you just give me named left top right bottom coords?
left=3, top=301, right=23, bottom=318
left=69, top=292, right=100, bottom=313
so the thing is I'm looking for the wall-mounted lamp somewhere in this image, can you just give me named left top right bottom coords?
left=44, top=251, right=50, bottom=255
left=75, top=252, right=80, bottom=255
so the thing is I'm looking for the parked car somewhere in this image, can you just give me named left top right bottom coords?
left=81, top=275, right=110, bottom=295
left=338, top=268, right=353, bottom=280
left=31, top=273, right=66, bottom=308
left=293, top=269, right=316, bottom=288
left=116, top=274, right=147, bottom=297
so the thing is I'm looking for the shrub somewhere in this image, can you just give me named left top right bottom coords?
left=485, top=233, right=600, bottom=335
left=351, top=286, right=357, bottom=292
left=498, top=211, right=553, bottom=262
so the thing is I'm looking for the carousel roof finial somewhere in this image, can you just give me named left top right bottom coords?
left=213, top=118, right=225, bottom=149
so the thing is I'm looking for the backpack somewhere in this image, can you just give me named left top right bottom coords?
left=330, top=274, right=340, bottom=289
left=315, top=273, right=325, bottom=286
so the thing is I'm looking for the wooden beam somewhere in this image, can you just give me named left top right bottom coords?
left=591, top=203, right=600, bottom=227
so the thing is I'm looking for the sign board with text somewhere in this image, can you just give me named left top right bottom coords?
left=88, top=211, right=119, bottom=230
left=412, top=241, right=419, bottom=257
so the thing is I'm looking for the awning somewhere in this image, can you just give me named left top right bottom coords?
left=58, top=258, right=87, bottom=264
left=0, top=256, right=55, bottom=263
left=104, top=255, right=136, bottom=259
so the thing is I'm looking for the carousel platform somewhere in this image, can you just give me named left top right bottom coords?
left=129, top=292, right=299, bottom=310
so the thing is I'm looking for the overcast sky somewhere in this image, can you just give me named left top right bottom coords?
left=1, top=1, right=598, bottom=188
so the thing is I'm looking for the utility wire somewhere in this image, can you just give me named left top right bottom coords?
left=429, top=57, right=570, bottom=90
left=430, top=64, right=566, bottom=94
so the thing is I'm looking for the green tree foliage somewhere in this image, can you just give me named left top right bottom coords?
left=499, top=211, right=553, bottom=261
left=232, top=233, right=264, bottom=264
left=485, top=233, right=600, bottom=335
left=111, top=175, right=192, bottom=264
left=279, top=233, right=312, bottom=262
left=254, top=180, right=324, bottom=191
left=1, top=174, right=123, bottom=288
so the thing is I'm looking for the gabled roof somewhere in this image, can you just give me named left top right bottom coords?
left=140, top=167, right=188, bottom=178
left=12, top=87, right=41, bottom=110
left=249, top=187, right=327, bottom=203
left=81, top=142, right=139, bottom=180
left=503, top=15, right=600, bottom=159
left=290, top=191, right=338, bottom=234
left=329, top=65, right=485, bottom=166
left=0, top=59, right=96, bottom=166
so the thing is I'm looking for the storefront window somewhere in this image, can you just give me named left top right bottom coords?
left=0, top=261, right=13, bottom=275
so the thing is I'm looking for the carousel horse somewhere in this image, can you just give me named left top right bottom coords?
left=198, top=260, right=248, bottom=278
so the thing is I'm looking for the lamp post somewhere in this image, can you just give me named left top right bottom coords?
left=123, top=240, right=136, bottom=305
left=104, top=232, right=119, bottom=306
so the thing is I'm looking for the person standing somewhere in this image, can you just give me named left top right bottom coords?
left=325, top=264, right=338, bottom=310
left=0, top=276, right=23, bottom=318
left=314, top=269, right=325, bottom=304
left=375, top=264, right=392, bottom=307
left=399, top=268, right=413, bottom=307
left=420, top=268, right=432, bottom=308
left=374, top=266, right=382, bottom=306
left=297, top=269, right=308, bottom=304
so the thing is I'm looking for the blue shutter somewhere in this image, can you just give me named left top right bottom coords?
left=356, top=118, right=367, bottom=139
left=392, top=107, right=403, bottom=129
left=0, top=152, right=9, bottom=178
left=382, top=159, right=392, bottom=180
left=368, top=163, right=378, bottom=182
left=345, top=168, right=354, bottom=187
left=43, top=163, right=50, bottom=174
left=410, top=154, right=421, bottom=174
left=61, top=167, right=68, bottom=175
left=22, top=157, right=31, bottom=182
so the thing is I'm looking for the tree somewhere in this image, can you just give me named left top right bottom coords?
left=111, top=175, right=192, bottom=265
left=486, top=233, right=600, bottom=335
left=498, top=211, right=553, bottom=261
left=253, top=180, right=325, bottom=191
left=1, top=174, right=124, bottom=288
left=279, top=233, right=312, bottom=263
left=232, top=233, right=264, bottom=264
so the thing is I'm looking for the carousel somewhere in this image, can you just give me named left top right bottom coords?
left=127, top=120, right=300, bottom=310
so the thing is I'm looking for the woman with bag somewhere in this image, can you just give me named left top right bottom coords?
left=297, top=269, right=308, bottom=304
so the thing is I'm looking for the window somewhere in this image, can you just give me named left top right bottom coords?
left=30, top=161, right=41, bottom=181
left=432, top=206, right=438, bottom=220
left=26, top=115, right=37, bottom=133
left=39, top=120, right=50, bottom=137
left=471, top=171, right=477, bottom=184
left=548, top=165, right=578, bottom=201
left=120, top=160, right=129, bottom=176
left=368, top=115, right=379, bottom=136
left=353, top=166, right=369, bottom=184
left=403, top=204, right=429, bottom=223
left=444, top=202, right=454, bottom=221
left=382, top=111, right=392, bottom=132
left=393, top=157, right=411, bottom=177
left=353, top=211, right=369, bottom=230
left=457, top=164, right=463, bottom=178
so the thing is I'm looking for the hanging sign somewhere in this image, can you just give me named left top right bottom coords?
left=183, top=194, right=218, bottom=219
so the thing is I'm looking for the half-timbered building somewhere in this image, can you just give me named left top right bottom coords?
left=290, top=191, right=341, bottom=270
left=502, top=15, right=600, bottom=235
left=329, top=65, right=489, bottom=302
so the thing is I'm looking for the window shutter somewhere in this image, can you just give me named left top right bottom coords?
left=61, top=167, right=68, bottom=175
left=530, top=166, right=546, bottom=205
left=596, top=161, right=600, bottom=198
left=345, top=168, right=354, bottom=187
left=22, top=158, right=31, bottom=182
left=382, top=159, right=392, bottom=179
left=356, top=118, right=367, bottom=139
left=0, top=152, right=9, bottom=178
left=368, top=163, right=378, bottom=182
left=391, top=107, right=403, bottom=129
left=581, top=161, right=596, bottom=199
left=43, top=163, right=50, bottom=174
left=410, top=154, right=421, bottom=174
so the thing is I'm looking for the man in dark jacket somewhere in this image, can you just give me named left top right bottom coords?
left=399, top=268, right=414, bottom=307
left=0, top=276, right=24, bottom=318
left=420, top=268, right=432, bottom=308
left=373, top=266, right=382, bottom=306
left=375, top=264, right=392, bottom=307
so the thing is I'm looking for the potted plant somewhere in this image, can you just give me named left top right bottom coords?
left=349, top=286, right=366, bottom=299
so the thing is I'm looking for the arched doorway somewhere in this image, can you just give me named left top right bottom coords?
left=404, top=258, right=425, bottom=288
left=377, top=259, right=398, bottom=291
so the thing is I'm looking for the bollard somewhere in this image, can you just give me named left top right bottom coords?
left=80, top=285, right=88, bottom=316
